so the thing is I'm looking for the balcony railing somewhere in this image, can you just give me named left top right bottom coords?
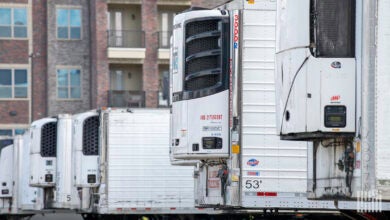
left=107, top=30, right=145, bottom=48
left=108, top=90, right=145, bottom=108
left=158, top=31, right=172, bottom=48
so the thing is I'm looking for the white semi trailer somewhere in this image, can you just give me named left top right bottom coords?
left=170, top=0, right=390, bottom=212
left=0, top=135, right=43, bottom=218
left=70, top=108, right=223, bottom=219
left=275, top=0, right=390, bottom=210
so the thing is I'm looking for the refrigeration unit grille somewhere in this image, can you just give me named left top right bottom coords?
left=185, top=20, right=218, bottom=38
left=311, top=0, right=355, bottom=57
left=184, top=18, right=228, bottom=93
left=40, top=122, right=57, bottom=157
left=82, top=116, right=100, bottom=156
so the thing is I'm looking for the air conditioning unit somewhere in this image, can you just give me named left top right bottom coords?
left=73, top=111, right=100, bottom=188
left=171, top=9, right=231, bottom=159
left=275, top=0, right=356, bottom=140
left=29, top=117, right=57, bottom=187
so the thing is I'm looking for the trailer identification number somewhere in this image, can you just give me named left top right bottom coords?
left=245, top=180, right=261, bottom=189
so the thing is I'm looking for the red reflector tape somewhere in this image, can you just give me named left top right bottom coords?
left=170, top=208, right=176, bottom=210
left=145, top=208, right=151, bottom=211
left=117, top=208, right=123, bottom=211
left=257, top=192, right=277, bottom=197
left=257, top=192, right=265, bottom=196
left=131, top=208, right=136, bottom=211
left=265, top=192, right=277, bottom=197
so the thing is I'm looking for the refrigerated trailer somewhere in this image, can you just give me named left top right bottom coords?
left=170, top=0, right=390, bottom=211
left=29, top=115, right=80, bottom=210
left=275, top=0, right=390, bottom=206
left=0, top=134, right=43, bottom=217
left=68, top=108, right=223, bottom=218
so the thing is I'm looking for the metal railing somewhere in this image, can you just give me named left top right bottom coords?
left=107, top=30, right=145, bottom=48
left=108, top=90, right=145, bottom=108
left=158, top=31, right=172, bottom=48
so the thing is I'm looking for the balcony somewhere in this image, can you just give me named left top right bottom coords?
left=108, top=30, right=145, bottom=48
left=108, top=90, right=145, bottom=108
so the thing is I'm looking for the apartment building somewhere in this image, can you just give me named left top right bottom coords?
left=0, top=0, right=227, bottom=137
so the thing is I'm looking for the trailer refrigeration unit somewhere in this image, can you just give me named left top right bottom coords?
left=275, top=0, right=390, bottom=206
left=72, top=110, right=100, bottom=212
left=0, top=134, right=43, bottom=217
left=71, top=108, right=221, bottom=219
left=169, top=0, right=362, bottom=210
left=29, top=115, right=79, bottom=209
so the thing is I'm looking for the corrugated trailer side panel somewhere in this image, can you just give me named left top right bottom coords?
left=375, top=0, right=390, bottom=198
left=104, top=109, right=198, bottom=213
left=240, top=3, right=335, bottom=209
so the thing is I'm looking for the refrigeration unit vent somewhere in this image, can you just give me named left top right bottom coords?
left=184, top=18, right=229, bottom=94
left=311, top=0, right=355, bottom=57
left=82, top=116, right=99, bottom=156
left=40, top=122, right=57, bottom=157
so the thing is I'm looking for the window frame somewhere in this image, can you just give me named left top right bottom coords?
left=56, top=6, right=82, bottom=40
left=0, top=127, right=27, bottom=137
left=55, top=66, right=82, bottom=100
left=0, top=6, right=28, bottom=39
left=0, top=68, right=29, bottom=100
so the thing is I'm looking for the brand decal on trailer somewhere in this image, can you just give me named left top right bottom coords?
left=200, top=114, right=223, bottom=120
left=229, top=58, right=233, bottom=128
left=247, top=159, right=259, bottom=167
left=172, top=48, right=178, bottom=74
left=202, top=126, right=222, bottom=131
left=330, top=95, right=341, bottom=103
left=331, top=61, right=342, bottom=69
left=247, top=171, right=260, bottom=176
left=233, top=14, right=239, bottom=49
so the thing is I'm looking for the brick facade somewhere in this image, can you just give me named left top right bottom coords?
left=0, top=101, right=29, bottom=124
left=89, top=0, right=109, bottom=109
left=46, top=0, right=91, bottom=116
left=32, top=0, right=48, bottom=120
left=0, top=41, right=29, bottom=64
left=1, top=0, right=220, bottom=133
left=142, top=0, right=159, bottom=107
left=0, top=0, right=30, bottom=128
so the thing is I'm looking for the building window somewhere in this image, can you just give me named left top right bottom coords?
left=0, top=7, right=27, bottom=38
left=0, top=129, right=12, bottom=137
left=57, top=68, right=81, bottom=99
left=57, top=8, right=81, bottom=39
left=0, top=128, right=25, bottom=137
left=0, top=69, right=28, bottom=99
